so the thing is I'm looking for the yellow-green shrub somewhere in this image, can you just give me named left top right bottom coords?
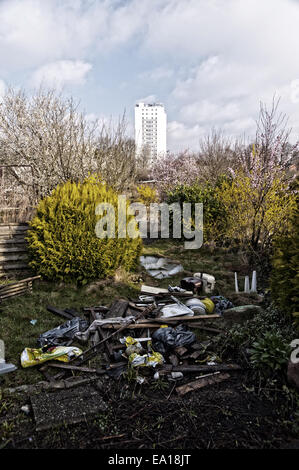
left=27, top=175, right=142, bottom=283
left=217, top=170, right=297, bottom=251
left=270, top=178, right=299, bottom=316
left=136, top=184, right=158, bottom=205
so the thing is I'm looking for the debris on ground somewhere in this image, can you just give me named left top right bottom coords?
left=0, top=341, right=17, bottom=375
left=0, top=360, right=17, bottom=375
left=175, top=372, right=230, bottom=396
left=38, top=317, right=89, bottom=348
left=8, top=268, right=270, bottom=433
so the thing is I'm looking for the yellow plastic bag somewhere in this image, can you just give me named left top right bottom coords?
left=128, top=350, right=164, bottom=368
left=201, top=298, right=215, bottom=314
left=20, top=346, right=82, bottom=368
left=120, top=336, right=143, bottom=356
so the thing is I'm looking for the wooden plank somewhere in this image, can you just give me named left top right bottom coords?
left=0, top=246, right=27, bottom=253
left=70, top=306, right=155, bottom=367
left=46, top=305, right=74, bottom=320
left=0, top=253, right=28, bottom=262
left=0, top=223, right=29, bottom=228
left=0, top=281, right=30, bottom=291
left=0, top=230, right=27, bottom=236
left=0, top=286, right=35, bottom=300
left=0, top=276, right=40, bottom=290
left=0, top=285, right=29, bottom=295
left=0, top=239, right=27, bottom=245
left=0, top=224, right=27, bottom=229
left=101, top=323, right=161, bottom=330
left=46, top=363, right=97, bottom=373
left=140, top=285, right=168, bottom=294
left=157, top=314, right=221, bottom=321
left=98, top=326, right=113, bottom=358
left=0, top=232, right=27, bottom=238
left=159, top=364, right=241, bottom=374
left=0, top=289, right=28, bottom=300
left=0, top=263, right=28, bottom=270
left=176, top=372, right=230, bottom=396
left=109, top=299, right=129, bottom=318
left=100, top=314, right=220, bottom=329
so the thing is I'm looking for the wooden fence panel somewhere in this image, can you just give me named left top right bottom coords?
left=0, top=223, right=30, bottom=276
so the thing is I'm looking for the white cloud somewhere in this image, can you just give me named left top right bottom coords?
left=144, top=0, right=299, bottom=66
left=0, top=0, right=109, bottom=70
left=136, top=95, right=158, bottom=104
left=139, top=67, right=174, bottom=81
left=0, top=0, right=298, bottom=150
left=140, top=0, right=299, bottom=149
left=167, top=120, right=205, bottom=152
left=31, top=60, right=92, bottom=90
left=0, top=79, right=6, bottom=98
left=291, top=79, right=299, bottom=104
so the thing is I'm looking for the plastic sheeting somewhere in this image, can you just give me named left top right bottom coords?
left=140, top=256, right=183, bottom=279
left=152, top=324, right=196, bottom=354
left=38, top=317, right=89, bottom=348
left=160, top=303, right=194, bottom=318
left=211, top=296, right=234, bottom=315
left=75, top=317, right=136, bottom=343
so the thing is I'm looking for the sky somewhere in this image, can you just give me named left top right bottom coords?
left=0, top=0, right=298, bottom=152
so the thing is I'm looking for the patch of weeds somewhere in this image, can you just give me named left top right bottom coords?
left=0, top=400, right=11, bottom=415
left=94, top=409, right=119, bottom=435
left=214, top=303, right=294, bottom=364
left=150, top=378, right=169, bottom=392
left=0, top=420, right=15, bottom=441
left=249, top=331, right=291, bottom=374
left=122, top=366, right=138, bottom=383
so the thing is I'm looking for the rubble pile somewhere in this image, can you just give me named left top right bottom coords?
left=15, top=277, right=242, bottom=397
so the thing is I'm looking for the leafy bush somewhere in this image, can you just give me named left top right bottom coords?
left=136, top=184, right=158, bottom=205
left=166, top=182, right=227, bottom=242
left=27, top=175, right=142, bottom=283
left=215, top=304, right=294, bottom=365
left=249, top=331, right=291, bottom=373
left=217, top=168, right=297, bottom=253
left=271, top=179, right=299, bottom=317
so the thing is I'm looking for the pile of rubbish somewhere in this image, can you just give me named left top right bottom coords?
left=8, top=272, right=243, bottom=397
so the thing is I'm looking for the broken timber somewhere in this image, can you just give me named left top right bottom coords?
left=158, top=363, right=241, bottom=374
left=70, top=304, right=155, bottom=366
left=176, top=372, right=230, bottom=396
left=101, top=314, right=221, bottom=329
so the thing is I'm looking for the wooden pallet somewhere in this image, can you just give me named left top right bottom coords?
left=0, top=275, right=41, bottom=301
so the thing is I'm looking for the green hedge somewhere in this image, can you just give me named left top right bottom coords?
left=27, top=175, right=142, bottom=283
